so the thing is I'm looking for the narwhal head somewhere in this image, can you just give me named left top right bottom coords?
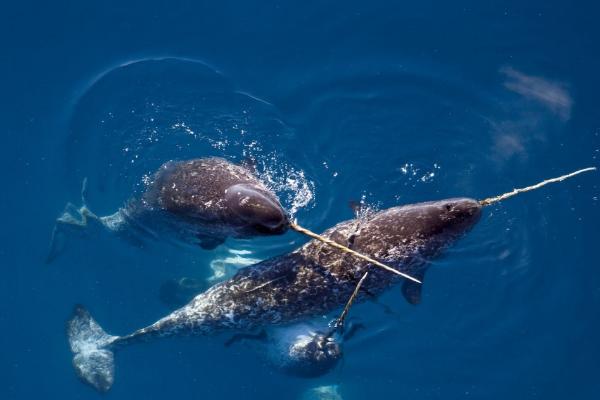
left=225, top=183, right=289, bottom=236
left=361, top=197, right=481, bottom=254
left=281, top=331, right=342, bottom=378
left=393, top=197, right=481, bottom=242
left=422, top=197, right=482, bottom=237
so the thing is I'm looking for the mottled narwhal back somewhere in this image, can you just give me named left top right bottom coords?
left=143, top=157, right=288, bottom=237
left=304, top=197, right=482, bottom=291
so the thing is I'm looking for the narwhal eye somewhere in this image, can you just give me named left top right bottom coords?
left=445, top=204, right=452, bottom=211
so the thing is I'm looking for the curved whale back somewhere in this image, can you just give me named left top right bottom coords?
left=147, top=198, right=482, bottom=334
left=142, top=157, right=288, bottom=238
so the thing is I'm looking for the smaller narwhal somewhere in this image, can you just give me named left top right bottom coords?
left=47, top=157, right=289, bottom=262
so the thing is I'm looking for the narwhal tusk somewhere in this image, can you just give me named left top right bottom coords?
left=334, top=271, right=369, bottom=330
left=479, top=167, right=596, bottom=207
left=289, top=222, right=422, bottom=284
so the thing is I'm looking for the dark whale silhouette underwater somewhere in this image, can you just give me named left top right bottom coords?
left=66, top=167, right=595, bottom=392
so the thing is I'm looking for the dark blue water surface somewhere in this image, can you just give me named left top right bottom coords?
left=1, top=1, right=599, bottom=399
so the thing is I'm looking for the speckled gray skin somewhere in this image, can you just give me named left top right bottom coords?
left=119, top=157, right=288, bottom=246
left=68, top=198, right=481, bottom=392
left=127, top=197, right=481, bottom=337
left=48, top=157, right=288, bottom=261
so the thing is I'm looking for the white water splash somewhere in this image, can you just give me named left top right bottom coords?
left=398, top=162, right=441, bottom=183
left=256, top=157, right=315, bottom=218
left=352, top=192, right=381, bottom=221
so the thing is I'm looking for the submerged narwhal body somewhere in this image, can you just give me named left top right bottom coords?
left=69, top=198, right=481, bottom=392
left=48, top=157, right=288, bottom=261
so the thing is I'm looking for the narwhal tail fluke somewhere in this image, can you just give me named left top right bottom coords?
left=67, top=305, right=119, bottom=393
left=46, top=178, right=101, bottom=264
left=45, top=203, right=100, bottom=264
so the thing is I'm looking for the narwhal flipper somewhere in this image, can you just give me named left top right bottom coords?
left=401, top=269, right=426, bottom=305
left=46, top=179, right=103, bottom=263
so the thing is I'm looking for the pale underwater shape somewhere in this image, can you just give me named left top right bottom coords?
left=208, top=248, right=262, bottom=282
left=301, top=384, right=343, bottom=400
left=488, top=66, right=573, bottom=166
left=501, top=66, right=572, bottom=121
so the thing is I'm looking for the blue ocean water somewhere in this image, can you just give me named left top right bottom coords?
left=1, top=1, right=599, bottom=399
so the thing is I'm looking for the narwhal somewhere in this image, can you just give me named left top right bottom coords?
left=47, top=157, right=289, bottom=262
left=66, top=167, right=595, bottom=392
